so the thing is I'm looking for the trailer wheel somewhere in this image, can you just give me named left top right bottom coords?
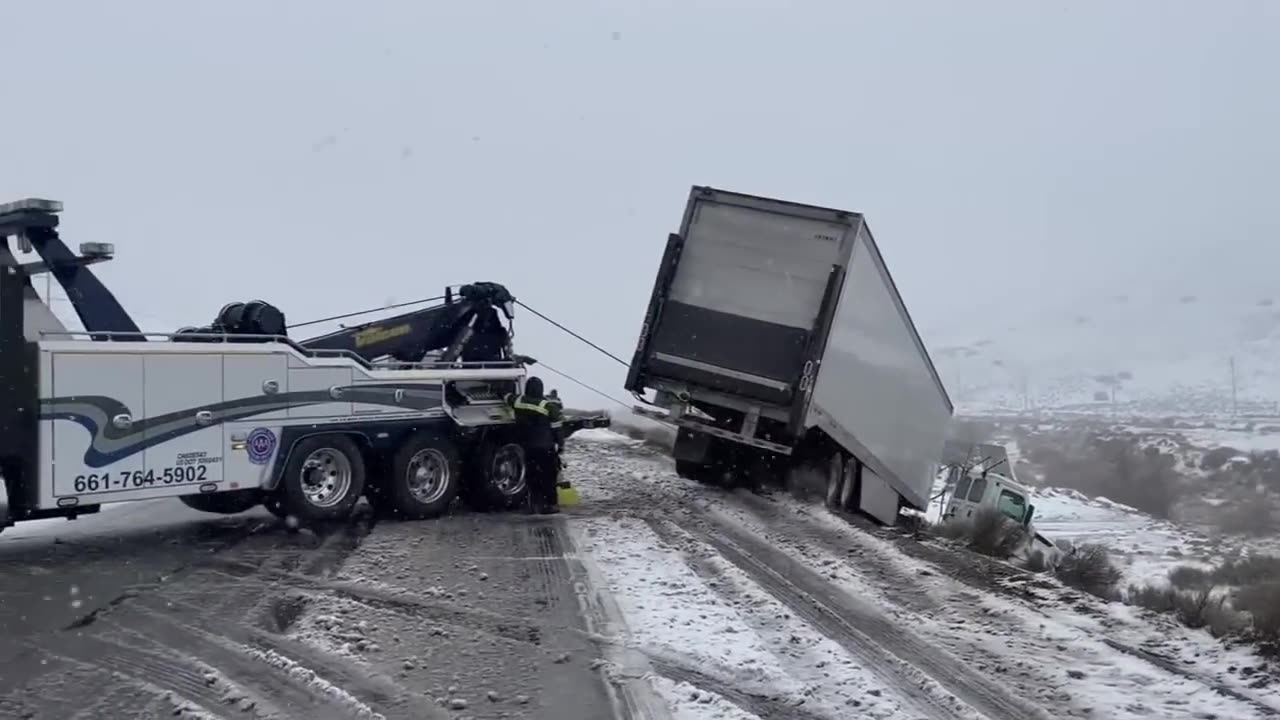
left=824, top=452, right=845, bottom=508
left=839, top=459, right=858, bottom=510
left=279, top=435, right=367, bottom=523
left=466, top=441, right=528, bottom=511
left=386, top=433, right=461, bottom=519
left=675, top=459, right=722, bottom=485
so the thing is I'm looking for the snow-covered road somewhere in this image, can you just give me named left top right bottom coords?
left=3, top=430, right=1278, bottom=719
left=559, top=431, right=1280, bottom=720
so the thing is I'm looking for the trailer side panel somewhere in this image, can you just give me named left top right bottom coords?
left=807, top=222, right=953, bottom=510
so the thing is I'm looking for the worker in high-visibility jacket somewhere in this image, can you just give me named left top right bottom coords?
left=504, top=376, right=564, bottom=514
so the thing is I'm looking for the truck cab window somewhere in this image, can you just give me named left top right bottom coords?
left=997, top=489, right=1027, bottom=522
left=954, top=474, right=973, bottom=501
left=966, top=476, right=987, bottom=503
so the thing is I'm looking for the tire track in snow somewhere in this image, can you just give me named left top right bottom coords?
left=640, top=516, right=978, bottom=720
left=2, top=514, right=386, bottom=719
left=564, top=440, right=1050, bottom=720
left=731, top=490, right=1280, bottom=718
left=651, top=505, right=1060, bottom=720
left=644, top=656, right=831, bottom=720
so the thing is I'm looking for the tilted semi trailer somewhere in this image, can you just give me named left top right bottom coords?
left=625, top=186, right=954, bottom=525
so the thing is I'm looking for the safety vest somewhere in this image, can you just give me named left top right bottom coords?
left=512, top=397, right=555, bottom=416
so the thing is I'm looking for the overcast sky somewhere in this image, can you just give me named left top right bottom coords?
left=2, top=0, right=1276, bottom=409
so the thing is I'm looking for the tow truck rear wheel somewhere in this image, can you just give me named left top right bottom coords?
left=465, top=441, right=528, bottom=511
left=385, top=433, right=461, bottom=519
left=278, top=435, right=366, bottom=523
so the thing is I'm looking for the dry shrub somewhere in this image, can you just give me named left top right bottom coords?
left=1128, top=583, right=1177, bottom=613
left=1214, top=497, right=1277, bottom=537
left=1172, top=588, right=1229, bottom=631
left=1235, top=583, right=1280, bottom=653
left=1130, top=558, right=1280, bottom=646
left=1040, top=437, right=1183, bottom=519
left=967, top=507, right=1029, bottom=559
left=1055, top=544, right=1123, bottom=599
left=1126, top=583, right=1240, bottom=635
left=1168, top=565, right=1212, bottom=590
left=1024, top=549, right=1049, bottom=573
left=1212, top=555, right=1280, bottom=587
left=1201, top=446, right=1241, bottom=471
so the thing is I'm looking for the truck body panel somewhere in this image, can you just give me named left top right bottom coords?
left=805, top=222, right=953, bottom=510
left=629, top=186, right=953, bottom=517
left=34, top=338, right=519, bottom=512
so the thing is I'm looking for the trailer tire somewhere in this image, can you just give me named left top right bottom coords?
left=386, top=433, right=461, bottom=519
left=675, top=459, right=722, bottom=485
left=466, top=441, right=528, bottom=512
left=839, top=459, right=858, bottom=510
left=278, top=435, right=367, bottom=523
left=824, top=452, right=845, bottom=508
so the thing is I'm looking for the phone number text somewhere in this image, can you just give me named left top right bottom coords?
left=72, top=465, right=210, bottom=493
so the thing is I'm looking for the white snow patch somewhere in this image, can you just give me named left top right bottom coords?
left=744, top=495, right=1280, bottom=719
left=243, top=646, right=385, bottom=720
left=574, top=427, right=644, bottom=445
left=572, top=515, right=805, bottom=697
left=567, top=439, right=1280, bottom=719
left=647, top=675, right=762, bottom=720
left=573, top=514, right=944, bottom=718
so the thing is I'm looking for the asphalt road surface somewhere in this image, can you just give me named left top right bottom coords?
left=0, top=500, right=622, bottom=720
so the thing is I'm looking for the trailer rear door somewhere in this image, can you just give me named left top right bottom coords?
left=644, top=189, right=852, bottom=404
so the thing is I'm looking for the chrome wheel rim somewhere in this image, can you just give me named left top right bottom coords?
left=407, top=448, right=451, bottom=504
left=491, top=444, right=526, bottom=496
left=300, top=448, right=353, bottom=508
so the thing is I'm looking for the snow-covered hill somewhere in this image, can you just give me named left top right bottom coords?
left=927, top=291, right=1280, bottom=416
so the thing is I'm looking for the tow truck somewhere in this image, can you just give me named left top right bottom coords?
left=0, top=198, right=608, bottom=534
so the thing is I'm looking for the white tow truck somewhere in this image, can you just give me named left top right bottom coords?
left=0, top=198, right=607, bottom=534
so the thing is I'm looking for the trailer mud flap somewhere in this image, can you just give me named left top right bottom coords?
left=860, top=466, right=900, bottom=525
left=673, top=427, right=712, bottom=463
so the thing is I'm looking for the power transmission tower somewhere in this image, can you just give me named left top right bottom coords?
left=1230, top=356, right=1238, bottom=416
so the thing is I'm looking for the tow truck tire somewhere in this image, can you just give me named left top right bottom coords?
left=278, top=435, right=367, bottom=523
left=385, top=433, right=462, bottom=519
left=465, top=441, right=528, bottom=512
